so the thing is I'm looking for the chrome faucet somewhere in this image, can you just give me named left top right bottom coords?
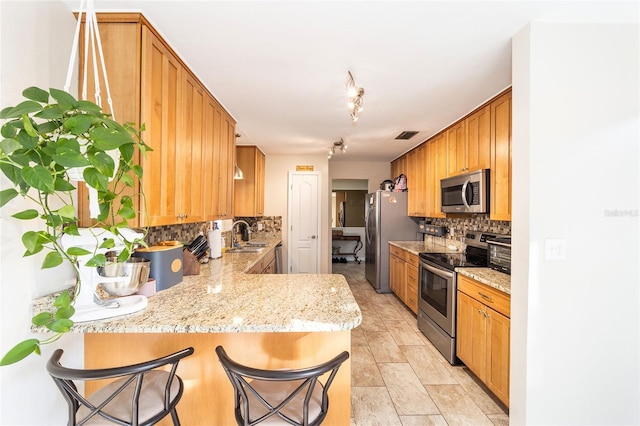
left=231, top=220, right=251, bottom=245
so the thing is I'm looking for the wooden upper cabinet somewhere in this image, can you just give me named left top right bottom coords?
left=433, top=132, right=448, bottom=218
left=179, top=72, right=206, bottom=223
left=446, top=121, right=466, bottom=176
left=234, top=145, right=266, bottom=217
left=465, top=105, right=491, bottom=173
left=490, top=90, right=512, bottom=221
left=406, top=148, right=418, bottom=215
left=77, top=13, right=236, bottom=227
left=140, top=27, right=181, bottom=226
left=217, top=114, right=235, bottom=219
left=447, top=106, right=490, bottom=177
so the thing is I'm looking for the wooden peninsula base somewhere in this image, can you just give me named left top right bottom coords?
left=85, top=331, right=351, bottom=425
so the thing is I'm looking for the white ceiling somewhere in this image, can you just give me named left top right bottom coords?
left=63, top=1, right=638, bottom=162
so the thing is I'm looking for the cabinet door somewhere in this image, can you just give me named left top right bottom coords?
left=203, top=96, right=221, bottom=220
left=414, top=144, right=427, bottom=216
left=490, top=90, right=512, bottom=221
left=180, top=72, right=206, bottom=223
left=456, top=291, right=487, bottom=381
left=447, top=122, right=466, bottom=176
left=486, top=307, right=510, bottom=406
left=140, top=27, right=182, bottom=226
left=389, top=254, right=405, bottom=300
left=256, top=150, right=265, bottom=215
left=234, top=146, right=265, bottom=217
left=433, top=132, right=447, bottom=218
left=406, top=148, right=418, bottom=216
left=466, top=105, right=491, bottom=173
left=78, top=21, right=141, bottom=227
left=217, top=115, right=235, bottom=219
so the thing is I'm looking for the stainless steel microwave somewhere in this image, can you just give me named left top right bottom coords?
left=440, top=169, right=489, bottom=214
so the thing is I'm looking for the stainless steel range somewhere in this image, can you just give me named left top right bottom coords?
left=417, top=230, right=508, bottom=364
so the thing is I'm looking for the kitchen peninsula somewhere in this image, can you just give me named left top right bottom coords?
left=34, top=238, right=362, bottom=425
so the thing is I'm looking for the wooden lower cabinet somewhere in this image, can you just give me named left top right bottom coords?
left=389, top=245, right=418, bottom=315
left=247, top=247, right=277, bottom=274
left=457, top=275, right=510, bottom=406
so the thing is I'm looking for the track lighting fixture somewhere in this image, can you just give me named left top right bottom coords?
left=327, top=139, right=348, bottom=159
left=347, top=71, right=364, bottom=122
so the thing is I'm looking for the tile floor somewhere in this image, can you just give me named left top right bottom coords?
left=331, top=262, right=509, bottom=426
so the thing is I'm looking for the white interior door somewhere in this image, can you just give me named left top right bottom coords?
left=288, top=172, right=320, bottom=273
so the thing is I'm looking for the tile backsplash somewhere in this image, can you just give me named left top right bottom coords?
left=145, top=216, right=282, bottom=248
left=427, top=215, right=511, bottom=242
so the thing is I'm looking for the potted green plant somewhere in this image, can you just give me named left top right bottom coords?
left=0, top=86, right=151, bottom=365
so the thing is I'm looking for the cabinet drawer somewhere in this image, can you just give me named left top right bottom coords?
left=406, top=279, right=418, bottom=314
left=406, top=265, right=419, bottom=286
left=458, top=275, right=510, bottom=318
left=389, top=245, right=405, bottom=260
left=406, top=253, right=419, bottom=268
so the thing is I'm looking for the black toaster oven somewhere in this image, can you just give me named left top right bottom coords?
left=487, top=237, right=511, bottom=275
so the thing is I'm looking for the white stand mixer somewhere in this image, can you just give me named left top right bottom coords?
left=60, top=228, right=148, bottom=323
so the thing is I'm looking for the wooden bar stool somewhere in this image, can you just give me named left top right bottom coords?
left=47, top=347, right=194, bottom=425
left=215, top=345, right=349, bottom=426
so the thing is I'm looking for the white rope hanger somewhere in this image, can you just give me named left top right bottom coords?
left=63, top=0, right=121, bottom=218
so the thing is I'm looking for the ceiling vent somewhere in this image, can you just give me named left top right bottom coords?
left=395, top=131, right=419, bottom=140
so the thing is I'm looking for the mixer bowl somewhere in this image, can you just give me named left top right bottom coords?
left=97, top=257, right=151, bottom=297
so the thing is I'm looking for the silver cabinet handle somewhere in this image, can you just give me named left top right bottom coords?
left=478, top=292, right=493, bottom=302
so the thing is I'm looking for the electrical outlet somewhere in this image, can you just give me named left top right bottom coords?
left=257, top=222, right=263, bottom=231
left=544, top=238, right=567, bottom=260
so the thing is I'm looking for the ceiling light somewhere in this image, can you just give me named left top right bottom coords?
left=346, top=71, right=364, bottom=122
left=234, top=164, right=244, bottom=180
left=328, top=139, right=347, bottom=160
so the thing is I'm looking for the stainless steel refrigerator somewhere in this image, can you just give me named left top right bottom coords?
left=365, top=191, right=418, bottom=293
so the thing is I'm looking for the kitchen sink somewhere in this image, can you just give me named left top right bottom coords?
left=246, top=241, right=268, bottom=247
left=226, top=247, right=264, bottom=253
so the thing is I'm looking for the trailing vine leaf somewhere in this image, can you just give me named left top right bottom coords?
left=85, top=253, right=107, bottom=267
left=49, top=88, right=78, bottom=109
left=22, top=86, right=49, bottom=103
left=0, top=339, right=40, bottom=366
left=32, top=312, right=52, bottom=326
left=66, top=247, right=92, bottom=256
left=42, top=251, right=63, bottom=269
left=1, top=101, right=42, bottom=119
left=47, top=319, right=73, bottom=333
left=0, top=189, right=18, bottom=208
left=54, top=290, right=71, bottom=308
left=21, top=165, right=55, bottom=193
left=11, top=209, right=39, bottom=220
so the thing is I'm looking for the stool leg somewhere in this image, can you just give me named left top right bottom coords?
left=170, top=409, right=181, bottom=426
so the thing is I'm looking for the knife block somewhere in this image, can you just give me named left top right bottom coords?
left=182, top=249, right=200, bottom=276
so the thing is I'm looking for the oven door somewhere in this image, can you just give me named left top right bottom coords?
left=418, top=260, right=456, bottom=337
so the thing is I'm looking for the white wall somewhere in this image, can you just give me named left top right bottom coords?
left=330, top=161, right=392, bottom=194
left=0, top=1, right=84, bottom=424
left=511, top=23, right=639, bottom=425
left=264, top=155, right=330, bottom=272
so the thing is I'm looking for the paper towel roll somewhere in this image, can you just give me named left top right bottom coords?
left=208, top=229, right=222, bottom=259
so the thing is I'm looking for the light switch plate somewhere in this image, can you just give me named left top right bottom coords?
left=544, top=238, right=567, bottom=260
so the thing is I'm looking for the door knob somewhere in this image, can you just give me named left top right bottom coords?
left=310, top=235, right=317, bottom=239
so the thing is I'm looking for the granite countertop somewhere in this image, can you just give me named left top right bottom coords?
left=456, top=268, right=511, bottom=295
left=389, top=239, right=511, bottom=295
left=33, top=237, right=362, bottom=334
left=389, top=240, right=465, bottom=255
